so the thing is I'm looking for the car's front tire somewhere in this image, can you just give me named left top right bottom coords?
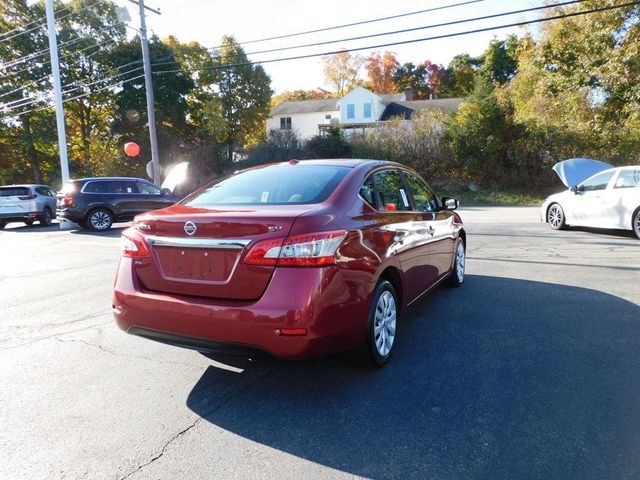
left=547, top=203, right=566, bottom=230
left=633, top=209, right=640, bottom=240
left=87, top=208, right=113, bottom=231
left=39, top=207, right=52, bottom=226
left=364, top=280, right=398, bottom=367
left=447, top=238, right=465, bottom=287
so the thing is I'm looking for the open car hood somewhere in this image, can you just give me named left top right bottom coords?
left=161, top=161, right=189, bottom=193
left=552, top=158, right=613, bottom=187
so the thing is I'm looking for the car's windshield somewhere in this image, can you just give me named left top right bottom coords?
left=184, top=164, right=350, bottom=206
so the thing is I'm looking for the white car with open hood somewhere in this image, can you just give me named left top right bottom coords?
left=541, top=158, right=640, bottom=239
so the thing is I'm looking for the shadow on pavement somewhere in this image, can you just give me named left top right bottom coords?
left=187, top=274, right=640, bottom=479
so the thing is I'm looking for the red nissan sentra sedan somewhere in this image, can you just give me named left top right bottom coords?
left=113, top=159, right=465, bottom=366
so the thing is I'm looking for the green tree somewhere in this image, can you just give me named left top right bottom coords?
left=479, top=35, right=519, bottom=85
left=206, top=35, right=272, bottom=165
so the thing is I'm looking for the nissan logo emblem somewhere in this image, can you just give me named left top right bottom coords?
left=184, top=221, right=197, bottom=236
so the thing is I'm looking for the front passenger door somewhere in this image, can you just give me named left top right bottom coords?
left=403, top=172, right=455, bottom=281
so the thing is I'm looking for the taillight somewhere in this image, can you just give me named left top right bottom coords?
left=63, top=196, right=74, bottom=206
left=244, top=230, right=347, bottom=267
left=121, top=228, right=150, bottom=258
left=18, top=194, right=36, bottom=200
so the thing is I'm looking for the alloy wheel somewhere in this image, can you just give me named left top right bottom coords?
left=455, top=241, right=465, bottom=283
left=90, top=210, right=111, bottom=230
left=548, top=204, right=564, bottom=229
left=374, top=290, right=397, bottom=357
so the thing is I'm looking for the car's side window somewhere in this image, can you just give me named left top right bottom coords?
left=581, top=171, right=614, bottom=192
left=109, top=181, right=139, bottom=194
left=137, top=182, right=163, bottom=195
left=47, top=188, right=56, bottom=197
left=359, top=176, right=378, bottom=209
left=403, top=173, right=438, bottom=212
left=372, top=170, right=411, bottom=212
left=613, top=169, right=640, bottom=189
left=35, top=186, right=50, bottom=196
left=84, top=181, right=107, bottom=193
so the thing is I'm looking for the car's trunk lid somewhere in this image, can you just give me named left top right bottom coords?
left=134, top=204, right=315, bottom=300
left=0, top=187, right=30, bottom=215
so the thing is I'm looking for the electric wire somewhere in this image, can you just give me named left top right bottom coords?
left=152, top=1, right=640, bottom=76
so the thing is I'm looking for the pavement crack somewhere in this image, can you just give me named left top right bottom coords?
left=117, top=371, right=270, bottom=480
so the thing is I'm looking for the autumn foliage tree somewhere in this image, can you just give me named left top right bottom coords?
left=365, top=51, right=399, bottom=93
left=321, top=50, right=364, bottom=96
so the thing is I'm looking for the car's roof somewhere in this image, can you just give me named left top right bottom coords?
left=0, top=184, right=51, bottom=188
left=70, top=177, right=148, bottom=182
left=247, top=159, right=401, bottom=169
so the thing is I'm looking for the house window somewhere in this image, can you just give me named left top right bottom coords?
left=325, top=114, right=332, bottom=120
left=280, top=117, right=292, bottom=130
left=346, top=104, right=355, bottom=120
left=363, top=103, right=372, bottom=119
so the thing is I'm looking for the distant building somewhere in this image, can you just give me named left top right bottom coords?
left=267, top=86, right=463, bottom=140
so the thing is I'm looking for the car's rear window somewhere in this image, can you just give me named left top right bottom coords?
left=0, top=187, right=29, bottom=197
left=184, top=165, right=350, bottom=206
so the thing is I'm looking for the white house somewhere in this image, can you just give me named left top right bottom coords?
left=268, top=87, right=463, bottom=140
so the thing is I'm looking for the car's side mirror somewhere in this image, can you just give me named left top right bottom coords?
left=162, top=187, right=172, bottom=195
left=442, top=196, right=459, bottom=210
left=570, top=185, right=578, bottom=194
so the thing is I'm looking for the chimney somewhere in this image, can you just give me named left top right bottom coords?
left=404, top=87, right=414, bottom=101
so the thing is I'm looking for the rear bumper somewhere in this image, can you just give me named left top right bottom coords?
left=113, top=258, right=373, bottom=359
left=56, top=208, right=86, bottom=223
left=0, top=211, right=39, bottom=222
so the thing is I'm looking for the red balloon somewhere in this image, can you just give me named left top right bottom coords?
left=124, top=142, right=140, bottom=157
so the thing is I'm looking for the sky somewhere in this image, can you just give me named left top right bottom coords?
left=115, top=0, right=542, bottom=93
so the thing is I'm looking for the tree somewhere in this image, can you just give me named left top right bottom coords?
left=479, top=36, right=519, bottom=84
left=440, top=54, right=480, bottom=97
left=271, top=88, right=335, bottom=108
left=445, top=76, right=515, bottom=184
left=207, top=35, right=272, bottom=165
left=365, top=51, right=398, bottom=93
left=392, top=62, right=428, bottom=98
left=321, top=50, right=364, bottom=96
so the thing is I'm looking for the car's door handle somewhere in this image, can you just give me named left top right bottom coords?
left=417, top=226, right=435, bottom=236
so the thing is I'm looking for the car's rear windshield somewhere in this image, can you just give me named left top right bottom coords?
left=184, top=165, right=350, bottom=206
left=0, top=187, right=29, bottom=197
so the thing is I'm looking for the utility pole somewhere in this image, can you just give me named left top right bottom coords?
left=45, top=0, right=70, bottom=185
left=137, top=0, right=161, bottom=185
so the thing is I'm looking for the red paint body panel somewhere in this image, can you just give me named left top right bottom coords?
left=112, top=159, right=464, bottom=359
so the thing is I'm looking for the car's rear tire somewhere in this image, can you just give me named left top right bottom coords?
left=633, top=209, right=640, bottom=240
left=0, top=221, right=5, bottom=230
left=447, top=238, right=465, bottom=287
left=87, top=208, right=113, bottom=231
left=24, top=219, right=34, bottom=226
left=364, top=280, right=398, bottom=367
left=39, top=207, right=52, bottom=226
left=547, top=203, right=566, bottom=230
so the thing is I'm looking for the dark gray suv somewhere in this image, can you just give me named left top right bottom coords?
left=57, top=177, right=179, bottom=231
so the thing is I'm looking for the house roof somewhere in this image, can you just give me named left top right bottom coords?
left=380, top=93, right=406, bottom=102
left=270, top=98, right=339, bottom=115
left=397, top=98, right=464, bottom=113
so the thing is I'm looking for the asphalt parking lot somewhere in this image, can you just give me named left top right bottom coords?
left=1, top=206, right=639, bottom=480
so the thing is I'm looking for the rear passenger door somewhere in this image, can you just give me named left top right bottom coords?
left=402, top=171, right=456, bottom=280
left=106, top=180, right=141, bottom=219
left=370, top=169, right=437, bottom=302
left=136, top=181, right=175, bottom=212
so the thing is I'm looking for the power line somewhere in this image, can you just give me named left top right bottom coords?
left=151, top=0, right=587, bottom=69
left=234, top=0, right=588, bottom=60
left=153, top=0, right=640, bottom=76
left=0, top=0, right=103, bottom=44
left=1, top=36, right=121, bottom=80
left=1, top=71, right=145, bottom=116
left=1, top=24, right=121, bottom=70
left=234, top=0, right=488, bottom=48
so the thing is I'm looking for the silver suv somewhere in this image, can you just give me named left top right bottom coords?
left=0, top=184, right=57, bottom=229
